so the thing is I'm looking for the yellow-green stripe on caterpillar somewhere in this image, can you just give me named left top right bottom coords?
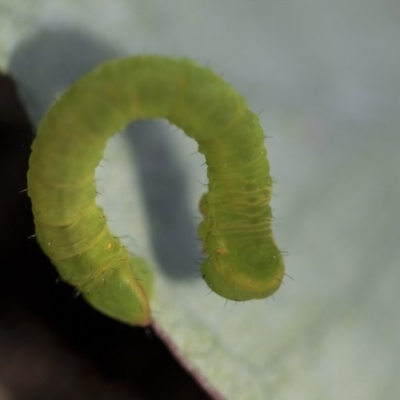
left=27, top=55, right=284, bottom=326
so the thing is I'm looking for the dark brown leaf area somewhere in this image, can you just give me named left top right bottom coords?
left=0, top=73, right=211, bottom=400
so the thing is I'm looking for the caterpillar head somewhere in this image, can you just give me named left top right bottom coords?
left=201, top=237, right=284, bottom=301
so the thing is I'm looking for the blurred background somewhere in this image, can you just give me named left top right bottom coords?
left=1, top=1, right=399, bottom=399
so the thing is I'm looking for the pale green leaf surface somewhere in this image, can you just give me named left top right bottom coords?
left=2, top=1, right=399, bottom=399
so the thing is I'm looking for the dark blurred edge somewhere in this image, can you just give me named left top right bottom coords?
left=0, top=72, right=211, bottom=400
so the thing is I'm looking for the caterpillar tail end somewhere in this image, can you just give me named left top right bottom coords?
left=81, top=256, right=154, bottom=327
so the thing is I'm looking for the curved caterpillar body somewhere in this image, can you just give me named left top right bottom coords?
left=27, top=55, right=284, bottom=326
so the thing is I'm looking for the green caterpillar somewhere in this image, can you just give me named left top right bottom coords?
left=27, top=55, right=284, bottom=326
